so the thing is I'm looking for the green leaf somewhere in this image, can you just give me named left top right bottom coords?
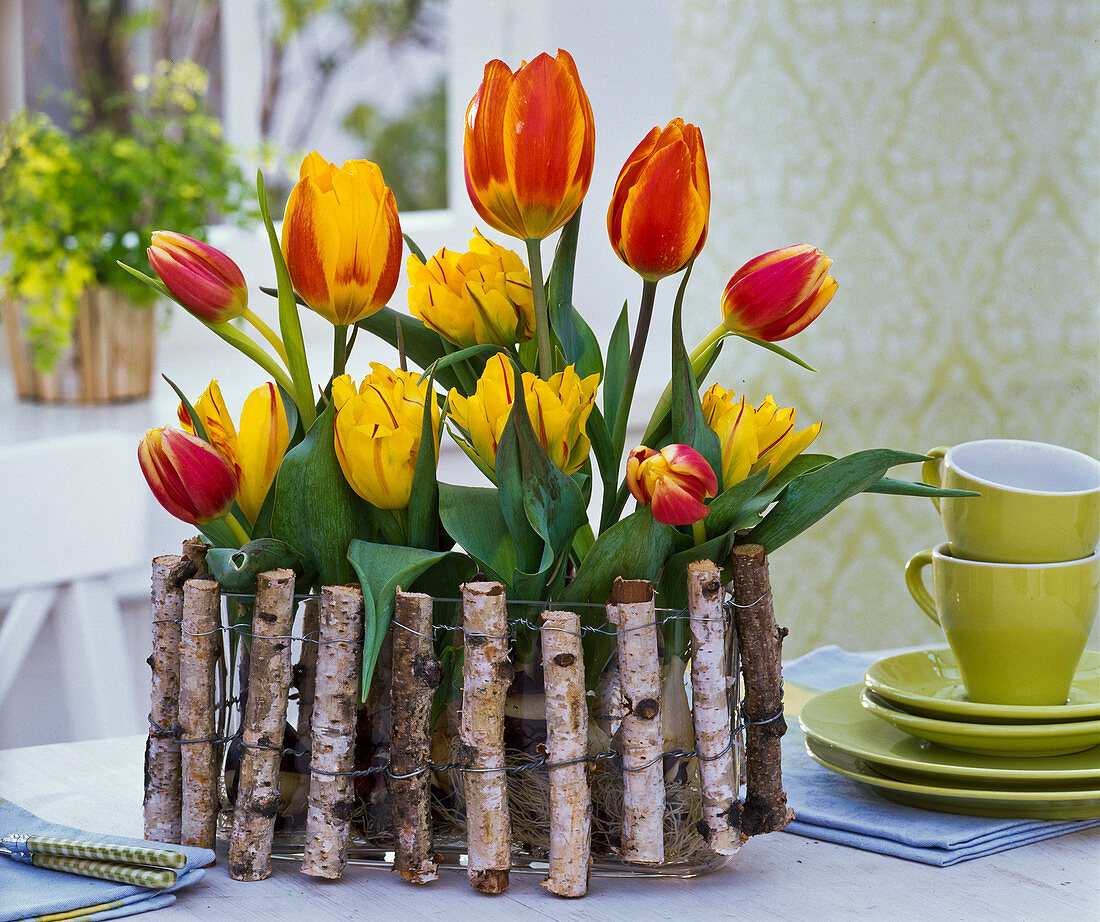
left=602, top=301, right=630, bottom=429
left=865, top=476, right=981, bottom=498
left=347, top=540, right=456, bottom=702
left=703, top=468, right=769, bottom=539
left=269, top=402, right=370, bottom=587
left=407, top=368, right=441, bottom=551
left=669, top=263, right=723, bottom=489
left=438, top=483, right=518, bottom=585
left=747, top=449, right=930, bottom=552
left=735, top=333, right=816, bottom=372
left=205, top=539, right=311, bottom=594
left=356, top=306, right=465, bottom=392
left=494, top=359, right=587, bottom=585
left=402, top=232, right=427, bottom=263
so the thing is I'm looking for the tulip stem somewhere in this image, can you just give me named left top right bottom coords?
left=223, top=513, right=251, bottom=547
left=525, top=238, right=553, bottom=380
left=242, top=308, right=290, bottom=368
left=640, top=323, right=728, bottom=447
left=692, top=518, right=707, bottom=548
left=333, top=325, right=348, bottom=379
left=208, top=321, right=298, bottom=404
left=610, top=278, right=659, bottom=457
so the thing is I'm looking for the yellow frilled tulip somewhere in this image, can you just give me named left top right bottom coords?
left=178, top=380, right=290, bottom=524
left=406, top=230, right=536, bottom=349
left=448, top=353, right=598, bottom=476
left=701, top=384, right=821, bottom=487
left=281, top=151, right=402, bottom=326
left=332, top=365, right=440, bottom=510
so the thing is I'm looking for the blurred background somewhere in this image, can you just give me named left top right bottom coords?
left=0, top=0, right=1096, bottom=747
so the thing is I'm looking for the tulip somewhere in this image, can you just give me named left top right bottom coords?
left=178, top=380, right=291, bottom=524
left=463, top=50, right=595, bottom=242
left=721, top=244, right=837, bottom=342
left=626, top=444, right=717, bottom=527
left=447, top=352, right=598, bottom=476
left=701, top=384, right=822, bottom=486
left=281, top=151, right=402, bottom=327
left=138, top=427, right=238, bottom=527
left=406, top=230, right=535, bottom=348
left=607, top=118, right=710, bottom=282
left=332, top=364, right=439, bottom=510
left=148, top=231, right=248, bottom=322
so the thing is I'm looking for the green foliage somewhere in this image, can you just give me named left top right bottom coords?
left=0, top=60, right=254, bottom=372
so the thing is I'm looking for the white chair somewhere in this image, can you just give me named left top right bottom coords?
left=0, top=432, right=149, bottom=745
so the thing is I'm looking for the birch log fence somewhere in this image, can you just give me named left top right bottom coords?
left=143, top=540, right=792, bottom=897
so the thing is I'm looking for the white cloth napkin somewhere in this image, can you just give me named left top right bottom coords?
left=780, top=645, right=1100, bottom=865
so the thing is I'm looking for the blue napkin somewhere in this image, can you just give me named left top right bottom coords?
left=0, top=799, right=212, bottom=922
left=780, top=645, right=1100, bottom=865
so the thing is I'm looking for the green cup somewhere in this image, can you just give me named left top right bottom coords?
left=905, top=543, right=1099, bottom=705
left=921, top=439, right=1100, bottom=564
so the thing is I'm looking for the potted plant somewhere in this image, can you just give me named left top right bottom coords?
left=0, top=59, right=253, bottom=403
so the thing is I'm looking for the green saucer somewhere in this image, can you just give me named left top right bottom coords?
left=798, top=684, right=1100, bottom=784
left=804, top=736, right=1100, bottom=821
left=860, top=688, right=1100, bottom=757
left=864, top=648, right=1100, bottom=724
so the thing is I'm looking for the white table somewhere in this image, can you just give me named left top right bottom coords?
left=1, top=734, right=1096, bottom=922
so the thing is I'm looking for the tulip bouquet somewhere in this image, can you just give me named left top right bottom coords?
left=129, top=49, right=954, bottom=718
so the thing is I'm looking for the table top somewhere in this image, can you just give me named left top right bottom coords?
left=1, top=734, right=1096, bottom=922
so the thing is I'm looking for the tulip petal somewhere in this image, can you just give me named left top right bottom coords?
left=282, top=176, right=339, bottom=322
left=651, top=475, right=711, bottom=526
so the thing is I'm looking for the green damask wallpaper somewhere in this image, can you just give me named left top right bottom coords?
left=671, top=1, right=1099, bottom=656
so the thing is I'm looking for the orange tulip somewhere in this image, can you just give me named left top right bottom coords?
left=138, top=427, right=238, bottom=526
left=721, top=245, right=837, bottom=342
left=607, top=118, right=710, bottom=281
left=463, top=49, right=595, bottom=241
left=626, top=443, right=717, bottom=526
left=148, top=231, right=247, bottom=323
left=281, top=151, right=402, bottom=325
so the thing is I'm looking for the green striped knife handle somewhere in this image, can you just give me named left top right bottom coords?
left=2, top=835, right=186, bottom=870
left=30, top=854, right=178, bottom=889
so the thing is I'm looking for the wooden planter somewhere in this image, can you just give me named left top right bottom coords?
left=143, top=546, right=793, bottom=897
left=1, top=287, right=155, bottom=403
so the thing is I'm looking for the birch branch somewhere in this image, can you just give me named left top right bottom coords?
left=388, top=590, right=441, bottom=885
left=294, top=598, right=320, bottom=747
left=145, top=555, right=183, bottom=843
left=228, top=569, right=297, bottom=880
left=687, top=560, right=741, bottom=855
left=540, top=608, right=591, bottom=898
left=731, top=544, right=794, bottom=837
left=460, top=581, right=512, bottom=894
left=608, top=578, right=664, bottom=865
left=302, top=585, right=364, bottom=880
left=180, top=577, right=222, bottom=850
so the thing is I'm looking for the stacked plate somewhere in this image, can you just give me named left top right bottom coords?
left=798, top=648, right=1100, bottom=819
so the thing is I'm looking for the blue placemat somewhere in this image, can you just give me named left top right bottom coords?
left=781, top=645, right=1100, bottom=865
left=0, top=799, right=212, bottom=922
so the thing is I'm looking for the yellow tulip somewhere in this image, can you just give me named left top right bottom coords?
left=406, top=230, right=536, bottom=348
left=281, top=151, right=402, bottom=326
left=447, top=352, right=598, bottom=476
left=332, top=365, right=439, bottom=510
left=701, top=384, right=821, bottom=487
left=178, top=380, right=290, bottom=523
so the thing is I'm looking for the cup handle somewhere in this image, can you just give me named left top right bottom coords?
left=904, top=549, right=941, bottom=626
left=922, top=446, right=949, bottom=512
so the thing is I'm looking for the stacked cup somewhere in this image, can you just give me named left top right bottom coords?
left=906, top=439, right=1100, bottom=706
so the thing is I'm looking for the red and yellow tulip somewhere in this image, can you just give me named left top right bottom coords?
left=721, top=244, right=837, bottom=342
left=147, top=231, right=247, bottom=323
left=702, top=384, right=821, bottom=486
left=178, top=380, right=290, bottom=524
left=607, top=118, right=710, bottom=281
left=463, top=50, right=595, bottom=242
left=138, top=427, right=238, bottom=526
left=281, top=151, right=402, bottom=326
left=447, top=352, right=598, bottom=476
left=332, top=365, right=440, bottom=510
left=406, top=230, right=535, bottom=348
left=626, top=443, right=717, bottom=526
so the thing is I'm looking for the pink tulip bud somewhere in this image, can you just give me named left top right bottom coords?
left=138, top=427, right=238, bottom=526
left=721, top=244, right=837, bottom=342
left=148, top=231, right=248, bottom=323
left=626, top=443, right=718, bottom=526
